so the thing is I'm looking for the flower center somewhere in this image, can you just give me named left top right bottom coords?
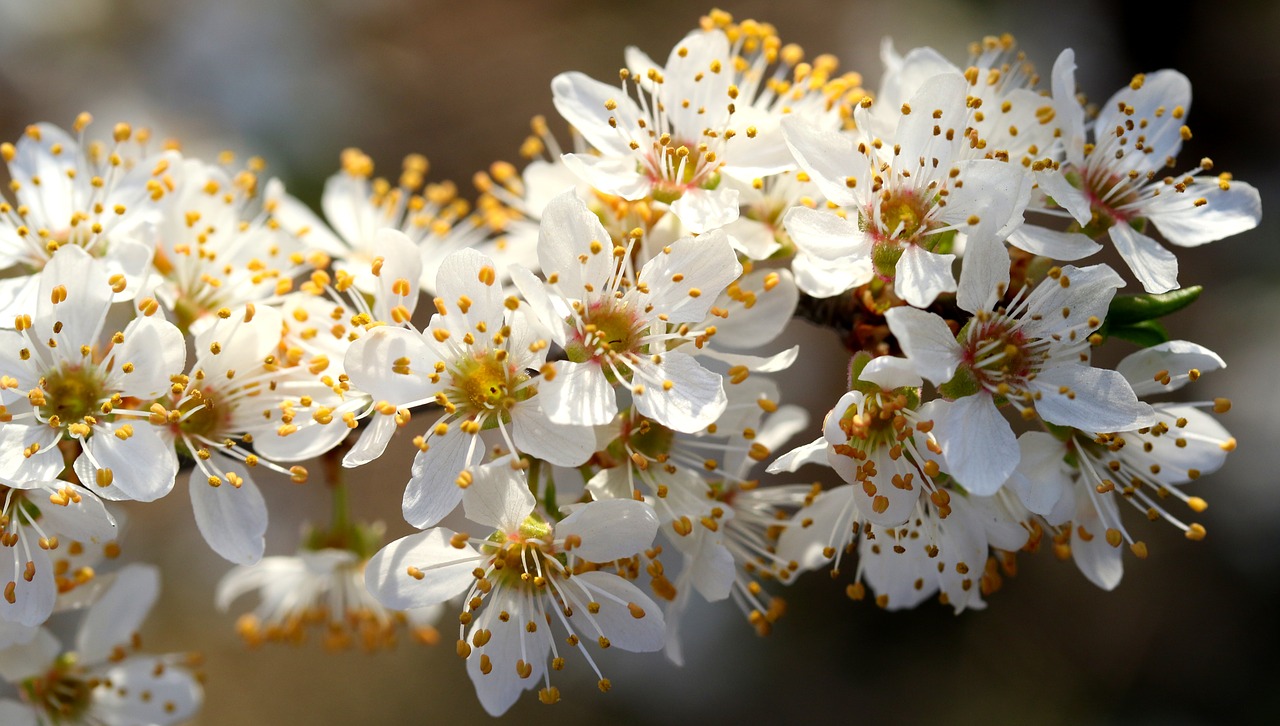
left=864, top=192, right=946, bottom=278
left=649, top=141, right=720, bottom=204
left=964, top=320, right=1043, bottom=392
left=566, top=301, right=644, bottom=364
left=835, top=390, right=913, bottom=455
left=21, top=654, right=93, bottom=723
left=38, top=366, right=105, bottom=428
left=176, top=389, right=225, bottom=440
left=451, top=351, right=529, bottom=413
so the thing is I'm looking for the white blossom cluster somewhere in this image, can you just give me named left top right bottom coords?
left=0, top=9, right=1259, bottom=720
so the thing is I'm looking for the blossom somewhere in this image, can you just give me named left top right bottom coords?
left=157, top=304, right=311, bottom=564
left=0, top=117, right=170, bottom=324
left=0, top=245, right=185, bottom=503
left=149, top=156, right=315, bottom=334
left=782, top=71, right=1030, bottom=308
left=1011, top=341, right=1234, bottom=589
left=1042, top=63, right=1261, bottom=293
left=0, top=475, right=116, bottom=628
left=552, top=28, right=795, bottom=232
left=512, top=191, right=740, bottom=433
left=268, top=148, right=504, bottom=294
left=365, top=464, right=663, bottom=715
left=344, top=246, right=595, bottom=529
left=886, top=264, right=1155, bottom=493
left=0, top=564, right=202, bottom=726
left=216, top=545, right=442, bottom=651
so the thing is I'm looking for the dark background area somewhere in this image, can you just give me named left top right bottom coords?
left=1, top=0, right=1276, bottom=722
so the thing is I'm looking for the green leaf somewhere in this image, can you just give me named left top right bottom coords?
left=1107, top=320, right=1169, bottom=347
left=1106, top=286, right=1202, bottom=327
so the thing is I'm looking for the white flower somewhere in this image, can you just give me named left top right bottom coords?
left=150, top=157, right=316, bottom=334
left=344, top=246, right=595, bottom=529
left=1013, top=340, right=1234, bottom=590
left=553, top=28, right=795, bottom=232
left=1043, top=64, right=1261, bottom=292
left=0, top=117, right=171, bottom=324
left=512, top=192, right=740, bottom=433
left=216, top=545, right=443, bottom=651
left=0, top=476, right=116, bottom=628
left=0, top=564, right=202, bottom=726
left=365, top=465, right=663, bottom=715
left=157, top=304, right=311, bottom=564
left=782, top=72, right=1031, bottom=307
left=0, top=245, right=185, bottom=504
left=887, top=264, right=1155, bottom=493
left=268, top=148, right=504, bottom=294
left=769, top=355, right=945, bottom=528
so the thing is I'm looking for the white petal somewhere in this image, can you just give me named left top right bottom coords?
left=366, top=530, right=479, bottom=611
left=78, top=423, right=177, bottom=502
left=188, top=454, right=267, bottom=565
left=632, top=351, right=726, bottom=433
left=1097, top=70, right=1192, bottom=175
left=661, top=30, right=732, bottom=135
left=1051, top=49, right=1086, bottom=167
left=508, top=266, right=566, bottom=347
left=1007, top=224, right=1101, bottom=260
left=344, top=326, right=438, bottom=405
left=76, top=564, right=159, bottom=665
left=551, top=72, right=641, bottom=157
left=0, top=546, right=54, bottom=627
left=111, top=316, right=186, bottom=399
left=320, top=172, right=376, bottom=246
left=669, top=187, right=739, bottom=233
left=0, top=628, right=59, bottom=682
left=433, top=248, right=506, bottom=339
left=1032, top=365, right=1154, bottom=433
left=537, top=191, right=616, bottom=298
left=638, top=230, right=741, bottom=323
left=462, top=463, right=534, bottom=532
left=265, top=179, right=348, bottom=257
left=898, top=245, right=957, bottom=308
left=775, top=485, right=857, bottom=578
left=1149, top=179, right=1262, bottom=247
left=767, top=437, right=827, bottom=474
left=342, top=412, right=398, bottom=467
left=558, top=499, right=658, bottom=562
left=935, top=395, right=1019, bottom=495
left=371, top=228, right=424, bottom=320
left=402, top=424, right=484, bottom=529
left=89, top=655, right=203, bottom=725
left=780, top=114, right=867, bottom=207
left=1117, top=340, right=1225, bottom=395
left=37, top=245, right=110, bottom=347
left=559, top=153, right=651, bottom=200
left=782, top=206, right=871, bottom=262
left=564, top=570, right=665, bottom=651
left=537, top=361, right=617, bottom=427
left=791, top=250, right=874, bottom=298
left=860, top=355, right=922, bottom=390
left=1071, top=490, right=1124, bottom=590
left=510, top=403, right=595, bottom=468
left=0, top=426, right=63, bottom=482
left=1109, top=223, right=1179, bottom=294
left=705, top=267, right=798, bottom=349
left=1011, top=432, right=1072, bottom=516
left=467, top=592, right=548, bottom=717
left=1034, top=168, right=1092, bottom=225
left=883, top=307, right=961, bottom=385
left=0, top=701, right=35, bottom=726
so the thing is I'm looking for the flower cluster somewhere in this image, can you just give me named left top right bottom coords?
left=0, top=9, right=1258, bottom=720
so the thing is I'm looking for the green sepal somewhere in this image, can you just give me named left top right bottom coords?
left=937, top=364, right=980, bottom=400
left=847, top=351, right=877, bottom=394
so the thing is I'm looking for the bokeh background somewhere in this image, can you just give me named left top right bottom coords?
left=2, top=0, right=1278, bottom=723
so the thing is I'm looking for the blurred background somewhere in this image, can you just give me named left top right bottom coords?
left=2, top=0, right=1277, bottom=723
